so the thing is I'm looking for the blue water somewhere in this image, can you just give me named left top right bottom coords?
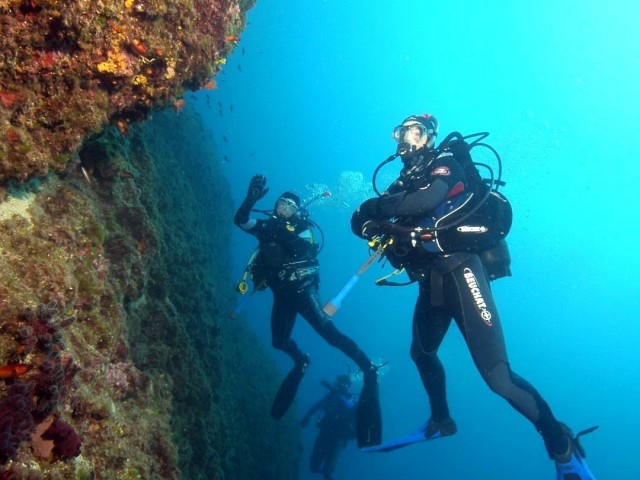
left=191, top=1, right=640, bottom=478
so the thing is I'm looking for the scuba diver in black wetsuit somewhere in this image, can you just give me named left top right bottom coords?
left=301, top=375, right=357, bottom=480
left=350, top=114, right=598, bottom=479
left=234, top=175, right=382, bottom=447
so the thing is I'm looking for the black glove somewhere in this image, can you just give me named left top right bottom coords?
left=246, top=174, right=269, bottom=202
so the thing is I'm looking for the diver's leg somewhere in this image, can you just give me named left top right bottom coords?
left=309, top=433, right=326, bottom=474
left=410, top=280, right=454, bottom=426
left=269, top=292, right=310, bottom=419
left=298, top=287, right=382, bottom=447
left=271, top=292, right=307, bottom=364
left=298, top=286, right=372, bottom=372
left=448, top=255, right=596, bottom=478
left=321, top=438, right=345, bottom=480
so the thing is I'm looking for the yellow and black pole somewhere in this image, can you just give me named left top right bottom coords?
left=229, top=249, right=260, bottom=319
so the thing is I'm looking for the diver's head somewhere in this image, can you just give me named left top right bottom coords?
left=275, top=191, right=300, bottom=219
left=392, top=113, right=439, bottom=157
left=333, top=374, right=351, bottom=394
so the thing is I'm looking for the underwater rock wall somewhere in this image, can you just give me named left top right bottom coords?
left=0, top=106, right=302, bottom=479
left=1, top=0, right=303, bottom=478
left=0, top=0, right=255, bottom=182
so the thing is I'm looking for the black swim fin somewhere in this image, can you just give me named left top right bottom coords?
left=356, top=370, right=382, bottom=448
left=270, top=355, right=310, bottom=419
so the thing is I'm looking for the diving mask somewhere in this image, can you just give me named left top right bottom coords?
left=392, top=123, right=427, bottom=144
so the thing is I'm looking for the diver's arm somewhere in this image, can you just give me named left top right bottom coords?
left=301, top=397, right=326, bottom=427
left=387, top=154, right=466, bottom=217
left=234, top=174, right=269, bottom=230
left=234, top=198, right=258, bottom=230
left=350, top=181, right=447, bottom=228
left=393, top=178, right=450, bottom=216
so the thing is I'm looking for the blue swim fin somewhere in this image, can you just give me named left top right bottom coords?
left=555, top=452, right=597, bottom=480
left=554, top=424, right=598, bottom=480
left=362, top=417, right=457, bottom=453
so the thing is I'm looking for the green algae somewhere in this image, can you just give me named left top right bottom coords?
left=0, top=105, right=300, bottom=479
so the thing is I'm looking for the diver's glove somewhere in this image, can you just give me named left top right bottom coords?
left=246, top=174, right=269, bottom=202
left=351, top=197, right=384, bottom=239
left=235, top=174, right=268, bottom=226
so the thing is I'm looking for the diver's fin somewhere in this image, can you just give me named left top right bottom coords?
left=269, top=355, right=310, bottom=420
left=362, top=417, right=457, bottom=453
left=555, top=453, right=597, bottom=480
left=355, top=370, right=382, bottom=448
left=554, top=424, right=598, bottom=480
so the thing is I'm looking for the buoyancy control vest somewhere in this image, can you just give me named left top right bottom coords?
left=383, top=132, right=513, bottom=281
left=251, top=216, right=320, bottom=291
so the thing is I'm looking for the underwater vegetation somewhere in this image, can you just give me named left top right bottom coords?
left=0, top=106, right=301, bottom=479
left=0, top=0, right=255, bottom=182
left=1, top=0, right=302, bottom=477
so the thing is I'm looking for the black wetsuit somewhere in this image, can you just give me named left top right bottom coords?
left=303, top=391, right=356, bottom=480
left=234, top=203, right=372, bottom=374
left=351, top=146, right=567, bottom=456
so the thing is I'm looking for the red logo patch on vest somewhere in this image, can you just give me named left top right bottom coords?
left=432, top=166, right=451, bottom=176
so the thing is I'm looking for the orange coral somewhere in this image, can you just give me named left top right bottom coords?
left=0, top=364, right=32, bottom=379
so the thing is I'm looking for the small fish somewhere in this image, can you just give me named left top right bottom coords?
left=81, top=166, right=92, bottom=184
left=229, top=104, right=234, bottom=112
left=222, top=135, right=228, bottom=143
left=225, top=34, right=240, bottom=42
left=223, top=155, right=229, bottom=164
left=0, top=364, right=32, bottom=379
left=242, top=47, right=245, bottom=55
left=120, top=171, right=134, bottom=179
left=237, top=64, right=242, bottom=72
left=173, top=98, right=186, bottom=114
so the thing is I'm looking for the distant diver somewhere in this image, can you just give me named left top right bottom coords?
left=301, top=375, right=357, bottom=480
left=234, top=174, right=382, bottom=447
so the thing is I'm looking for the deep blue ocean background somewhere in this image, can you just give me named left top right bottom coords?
left=190, top=1, right=639, bottom=478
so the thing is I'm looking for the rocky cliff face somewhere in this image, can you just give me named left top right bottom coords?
left=0, top=0, right=253, bottom=182
left=1, top=2, right=301, bottom=478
